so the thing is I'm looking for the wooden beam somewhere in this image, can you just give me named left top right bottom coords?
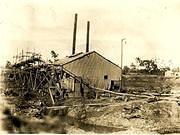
left=91, top=86, right=150, bottom=98
left=47, top=103, right=112, bottom=109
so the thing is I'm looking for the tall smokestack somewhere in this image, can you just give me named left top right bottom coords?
left=86, top=21, right=90, bottom=53
left=72, top=13, right=78, bottom=55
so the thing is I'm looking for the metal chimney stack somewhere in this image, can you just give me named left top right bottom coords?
left=72, top=13, right=78, bottom=55
left=86, top=21, right=90, bottom=53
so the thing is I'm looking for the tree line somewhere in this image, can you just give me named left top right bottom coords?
left=123, top=57, right=170, bottom=75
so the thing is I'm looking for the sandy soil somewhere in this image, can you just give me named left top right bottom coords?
left=67, top=93, right=180, bottom=134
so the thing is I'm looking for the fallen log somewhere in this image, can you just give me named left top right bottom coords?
left=142, top=92, right=173, bottom=97
left=47, top=103, right=112, bottom=109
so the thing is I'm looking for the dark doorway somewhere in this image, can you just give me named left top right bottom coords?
left=110, top=81, right=114, bottom=90
left=110, top=80, right=120, bottom=91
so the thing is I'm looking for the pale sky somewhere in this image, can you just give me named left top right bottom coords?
left=0, top=0, right=180, bottom=68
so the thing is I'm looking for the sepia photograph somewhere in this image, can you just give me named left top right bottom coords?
left=0, top=0, right=180, bottom=134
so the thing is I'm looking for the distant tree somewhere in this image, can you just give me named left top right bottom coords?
left=135, top=57, right=142, bottom=66
left=172, top=67, right=180, bottom=72
left=123, top=66, right=130, bottom=74
left=129, top=57, right=171, bottom=75
left=130, top=63, right=136, bottom=70
left=49, top=60, right=53, bottom=63
left=160, top=67, right=170, bottom=75
left=135, top=57, right=161, bottom=75
left=50, top=50, right=59, bottom=63
left=129, top=63, right=137, bottom=73
left=5, top=61, right=11, bottom=68
left=51, top=50, right=58, bottom=58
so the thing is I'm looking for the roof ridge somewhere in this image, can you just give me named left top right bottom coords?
left=58, top=51, right=121, bottom=70
left=61, top=51, right=95, bottom=66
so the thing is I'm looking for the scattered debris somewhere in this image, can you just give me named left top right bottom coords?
left=147, top=96, right=160, bottom=103
left=176, top=100, right=180, bottom=106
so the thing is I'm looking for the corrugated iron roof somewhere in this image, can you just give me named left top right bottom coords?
left=56, top=51, right=94, bottom=65
left=56, top=51, right=121, bottom=69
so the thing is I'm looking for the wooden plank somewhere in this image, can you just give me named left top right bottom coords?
left=91, top=86, right=150, bottom=98
left=47, top=106, right=69, bottom=109
left=47, top=103, right=112, bottom=109
left=142, top=92, right=172, bottom=97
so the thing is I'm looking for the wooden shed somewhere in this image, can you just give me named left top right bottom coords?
left=57, top=51, right=122, bottom=96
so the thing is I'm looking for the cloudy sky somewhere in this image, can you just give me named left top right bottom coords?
left=0, top=0, right=180, bottom=68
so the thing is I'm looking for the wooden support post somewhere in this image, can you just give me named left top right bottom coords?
left=48, top=88, right=55, bottom=105
left=34, top=75, right=46, bottom=90
left=34, top=67, right=49, bottom=90
left=96, top=92, right=98, bottom=99
left=80, top=78, right=84, bottom=97
left=56, top=82, right=62, bottom=94
left=18, top=72, right=22, bottom=87
left=33, top=69, right=38, bottom=90
left=26, top=72, right=30, bottom=90
left=30, top=71, right=33, bottom=90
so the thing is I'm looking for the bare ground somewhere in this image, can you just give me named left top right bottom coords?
left=1, top=73, right=180, bottom=134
